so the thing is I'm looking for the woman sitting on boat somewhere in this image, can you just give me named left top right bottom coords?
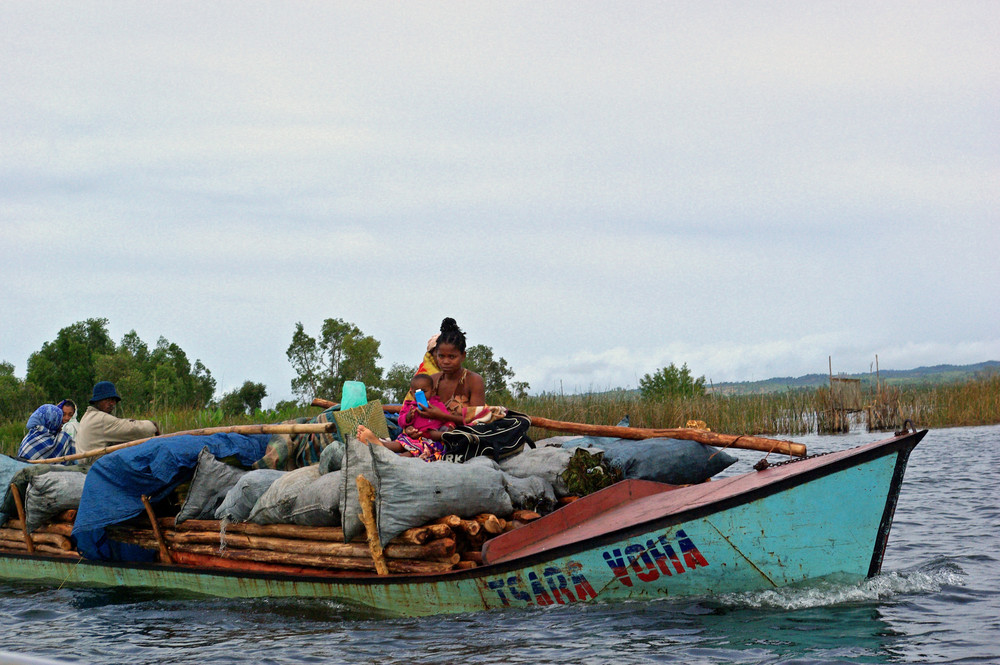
left=416, top=318, right=532, bottom=462
left=58, top=398, right=79, bottom=439
left=419, top=318, right=486, bottom=426
left=17, top=403, right=77, bottom=463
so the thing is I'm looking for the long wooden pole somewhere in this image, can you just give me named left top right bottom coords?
left=357, top=475, right=389, bottom=576
left=161, top=518, right=443, bottom=545
left=527, top=416, right=807, bottom=457
left=31, top=422, right=339, bottom=465
left=142, top=494, right=173, bottom=564
left=310, top=399, right=805, bottom=457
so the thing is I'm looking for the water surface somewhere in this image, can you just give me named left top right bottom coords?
left=0, top=425, right=996, bottom=664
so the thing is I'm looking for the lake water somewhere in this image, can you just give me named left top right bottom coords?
left=0, top=425, right=997, bottom=664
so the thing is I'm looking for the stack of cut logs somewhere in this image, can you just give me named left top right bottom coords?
left=0, top=510, right=80, bottom=558
left=105, top=510, right=543, bottom=574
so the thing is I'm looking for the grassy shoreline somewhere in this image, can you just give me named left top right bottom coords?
left=2, top=374, right=998, bottom=458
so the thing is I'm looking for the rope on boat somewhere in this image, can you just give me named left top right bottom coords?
left=707, top=434, right=745, bottom=461
left=219, top=516, right=229, bottom=554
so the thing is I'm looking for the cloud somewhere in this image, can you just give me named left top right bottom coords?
left=2, top=2, right=998, bottom=406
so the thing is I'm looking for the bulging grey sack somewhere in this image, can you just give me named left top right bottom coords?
left=339, top=435, right=378, bottom=543
left=367, top=441, right=513, bottom=547
left=600, top=438, right=737, bottom=485
left=499, top=446, right=574, bottom=497
left=501, top=472, right=557, bottom=513
left=215, top=469, right=286, bottom=522
left=248, top=465, right=322, bottom=525
left=25, top=471, right=86, bottom=533
left=176, top=447, right=248, bottom=523
left=319, top=439, right=345, bottom=474
left=290, top=470, right=343, bottom=527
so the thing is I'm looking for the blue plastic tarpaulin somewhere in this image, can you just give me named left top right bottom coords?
left=72, top=433, right=269, bottom=561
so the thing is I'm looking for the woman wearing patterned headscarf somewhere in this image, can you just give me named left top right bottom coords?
left=58, top=399, right=79, bottom=439
left=18, top=404, right=76, bottom=463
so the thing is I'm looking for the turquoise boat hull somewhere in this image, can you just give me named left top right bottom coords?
left=0, top=430, right=923, bottom=616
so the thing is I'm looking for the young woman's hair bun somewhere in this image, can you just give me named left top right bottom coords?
left=436, top=317, right=467, bottom=353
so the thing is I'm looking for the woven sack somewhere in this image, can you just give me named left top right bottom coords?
left=367, top=441, right=512, bottom=547
left=339, top=435, right=377, bottom=543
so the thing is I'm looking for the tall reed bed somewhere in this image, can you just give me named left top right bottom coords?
left=513, top=373, right=999, bottom=438
left=898, top=373, right=1000, bottom=428
left=512, top=389, right=816, bottom=439
left=0, top=422, right=25, bottom=458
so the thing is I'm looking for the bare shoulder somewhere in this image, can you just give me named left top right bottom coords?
left=464, top=370, right=487, bottom=406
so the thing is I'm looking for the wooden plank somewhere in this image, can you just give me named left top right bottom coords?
left=482, top=479, right=678, bottom=564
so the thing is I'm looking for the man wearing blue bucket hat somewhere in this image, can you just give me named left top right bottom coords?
left=76, top=381, right=160, bottom=455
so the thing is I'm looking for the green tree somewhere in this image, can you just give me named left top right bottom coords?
left=0, top=361, right=44, bottom=421
left=286, top=323, right=322, bottom=401
left=286, top=319, right=384, bottom=402
left=25, top=320, right=217, bottom=410
left=272, top=399, right=302, bottom=413
left=463, top=344, right=529, bottom=402
left=148, top=337, right=216, bottom=409
left=219, top=381, right=268, bottom=416
left=384, top=363, right=418, bottom=403
left=639, top=363, right=706, bottom=400
left=510, top=381, right=531, bottom=399
left=26, top=318, right=115, bottom=405
left=93, top=332, right=217, bottom=411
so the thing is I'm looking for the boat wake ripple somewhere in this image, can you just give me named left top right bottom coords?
left=713, top=560, right=966, bottom=611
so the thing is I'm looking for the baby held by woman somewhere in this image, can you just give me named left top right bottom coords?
left=360, top=374, right=450, bottom=461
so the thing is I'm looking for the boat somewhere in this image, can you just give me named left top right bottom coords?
left=0, top=424, right=925, bottom=617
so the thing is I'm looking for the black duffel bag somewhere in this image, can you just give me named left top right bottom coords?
left=441, top=410, right=535, bottom=463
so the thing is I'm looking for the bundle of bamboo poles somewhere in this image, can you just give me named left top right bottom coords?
left=0, top=509, right=80, bottom=558
left=106, top=509, right=543, bottom=574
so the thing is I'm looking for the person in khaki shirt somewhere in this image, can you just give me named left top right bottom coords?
left=75, top=381, right=160, bottom=454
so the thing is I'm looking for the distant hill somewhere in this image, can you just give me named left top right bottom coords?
left=709, top=361, right=1000, bottom=395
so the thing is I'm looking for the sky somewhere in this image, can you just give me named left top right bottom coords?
left=2, top=2, right=998, bottom=406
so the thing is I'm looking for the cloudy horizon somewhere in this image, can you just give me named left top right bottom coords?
left=2, top=2, right=997, bottom=406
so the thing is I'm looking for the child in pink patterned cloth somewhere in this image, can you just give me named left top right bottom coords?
left=394, top=374, right=451, bottom=461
